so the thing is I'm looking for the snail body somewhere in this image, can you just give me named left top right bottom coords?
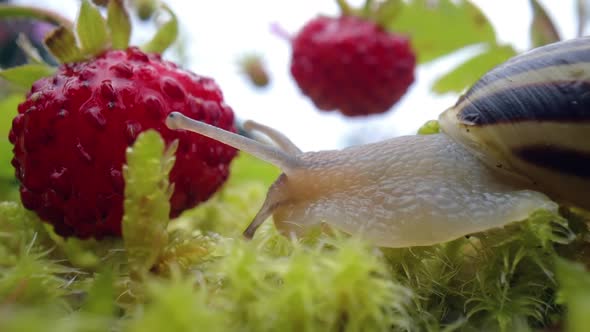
left=166, top=37, right=590, bottom=248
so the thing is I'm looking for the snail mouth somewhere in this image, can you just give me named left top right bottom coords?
left=243, top=200, right=286, bottom=239
left=242, top=174, right=290, bottom=239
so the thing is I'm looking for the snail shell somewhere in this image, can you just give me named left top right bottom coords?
left=441, top=36, right=590, bottom=210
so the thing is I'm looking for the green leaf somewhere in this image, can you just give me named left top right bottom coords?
left=0, top=95, right=22, bottom=200
left=386, top=0, right=497, bottom=64
left=141, top=5, right=179, bottom=54
left=107, top=0, right=131, bottom=50
left=529, top=0, right=560, bottom=47
left=44, top=26, right=84, bottom=63
left=76, top=0, right=110, bottom=56
left=432, top=44, right=517, bottom=94
left=122, top=130, right=176, bottom=280
left=0, top=64, right=55, bottom=88
left=0, top=4, right=74, bottom=30
left=555, top=258, right=590, bottom=332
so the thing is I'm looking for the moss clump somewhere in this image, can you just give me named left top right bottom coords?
left=1, top=130, right=590, bottom=332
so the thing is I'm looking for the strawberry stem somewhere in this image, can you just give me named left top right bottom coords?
left=0, top=4, right=74, bottom=30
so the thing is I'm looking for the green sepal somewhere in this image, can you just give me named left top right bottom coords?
left=0, top=64, right=56, bottom=88
left=122, top=130, right=177, bottom=280
left=107, top=0, right=132, bottom=50
left=141, top=4, right=179, bottom=54
left=44, top=26, right=84, bottom=63
left=76, top=0, right=111, bottom=56
left=529, top=0, right=560, bottom=47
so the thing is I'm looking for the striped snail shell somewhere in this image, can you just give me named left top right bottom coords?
left=440, top=36, right=590, bottom=211
left=166, top=37, right=589, bottom=248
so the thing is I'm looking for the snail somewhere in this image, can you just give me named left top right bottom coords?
left=166, top=36, right=590, bottom=248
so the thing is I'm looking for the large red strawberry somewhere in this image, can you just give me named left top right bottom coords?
left=289, top=1, right=416, bottom=117
left=3, top=1, right=237, bottom=238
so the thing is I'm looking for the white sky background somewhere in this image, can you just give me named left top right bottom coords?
left=14, top=0, right=581, bottom=150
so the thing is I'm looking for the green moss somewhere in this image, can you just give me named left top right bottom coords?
left=1, top=130, right=589, bottom=331
left=122, top=130, right=175, bottom=280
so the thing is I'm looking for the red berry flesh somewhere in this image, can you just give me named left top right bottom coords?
left=9, top=47, right=237, bottom=238
left=290, top=15, right=416, bottom=117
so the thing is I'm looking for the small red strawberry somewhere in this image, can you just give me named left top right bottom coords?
left=289, top=1, right=416, bottom=117
left=2, top=1, right=237, bottom=238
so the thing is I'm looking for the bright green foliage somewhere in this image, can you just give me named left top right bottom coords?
left=124, top=274, right=228, bottom=332
left=0, top=94, right=20, bottom=201
left=0, top=147, right=589, bottom=331
left=432, top=44, right=516, bottom=94
left=203, top=237, right=414, bottom=332
left=556, top=258, right=590, bottom=332
left=0, top=202, right=53, bottom=262
left=0, top=65, right=56, bottom=89
left=381, top=0, right=516, bottom=93
left=386, top=0, right=497, bottom=64
left=122, top=130, right=176, bottom=279
left=80, top=269, right=116, bottom=316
